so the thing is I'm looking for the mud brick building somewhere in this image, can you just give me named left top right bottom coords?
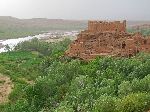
left=65, top=20, right=150, bottom=60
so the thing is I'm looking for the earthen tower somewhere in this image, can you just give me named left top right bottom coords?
left=66, top=20, right=150, bottom=60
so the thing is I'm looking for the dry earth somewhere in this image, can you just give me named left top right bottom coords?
left=0, top=74, right=13, bottom=104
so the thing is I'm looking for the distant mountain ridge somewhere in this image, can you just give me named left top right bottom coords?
left=0, top=16, right=87, bottom=30
left=0, top=16, right=150, bottom=39
left=0, top=16, right=87, bottom=39
left=1, top=16, right=150, bottom=29
left=127, top=21, right=150, bottom=27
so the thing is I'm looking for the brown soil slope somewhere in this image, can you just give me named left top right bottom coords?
left=0, top=74, right=13, bottom=104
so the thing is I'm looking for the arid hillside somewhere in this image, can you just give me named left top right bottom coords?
left=127, top=21, right=150, bottom=27
left=0, top=16, right=150, bottom=39
left=0, top=16, right=87, bottom=39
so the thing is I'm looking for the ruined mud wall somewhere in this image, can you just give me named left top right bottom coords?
left=66, top=20, right=150, bottom=60
left=88, top=20, right=126, bottom=32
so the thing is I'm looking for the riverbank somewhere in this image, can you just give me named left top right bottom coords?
left=0, top=31, right=78, bottom=53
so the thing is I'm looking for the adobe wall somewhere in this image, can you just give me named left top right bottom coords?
left=88, top=20, right=126, bottom=32
left=65, top=20, right=150, bottom=60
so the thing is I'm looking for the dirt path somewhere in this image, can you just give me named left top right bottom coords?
left=0, top=74, right=13, bottom=104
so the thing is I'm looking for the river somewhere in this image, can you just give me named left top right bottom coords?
left=0, top=31, right=78, bottom=53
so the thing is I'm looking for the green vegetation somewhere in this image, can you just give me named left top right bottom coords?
left=0, top=38, right=150, bottom=112
left=128, top=28, right=150, bottom=36
left=0, top=25, right=42, bottom=39
left=0, top=51, right=43, bottom=80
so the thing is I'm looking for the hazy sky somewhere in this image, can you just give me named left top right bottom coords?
left=0, top=0, right=149, bottom=20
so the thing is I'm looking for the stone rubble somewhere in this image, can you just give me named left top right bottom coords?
left=66, top=20, right=150, bottom=60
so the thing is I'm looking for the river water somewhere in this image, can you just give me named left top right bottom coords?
left=0, top=34, right=45, bottom=53
left=0, top=31, right=78, bottom=53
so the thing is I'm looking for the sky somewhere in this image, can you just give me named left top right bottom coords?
left=0, top=0, right=149, bottom=20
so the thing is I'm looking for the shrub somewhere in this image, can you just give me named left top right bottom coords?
left=116, top=93, right=150, bottom=112
left=92, top=95, right=117, bottom=112
left=118, top=74, right=150, bottom=96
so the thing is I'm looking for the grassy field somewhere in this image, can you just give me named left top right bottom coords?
left=0, top=51, right=43, bottom=80
left=0, top=51, right=44, bottom=111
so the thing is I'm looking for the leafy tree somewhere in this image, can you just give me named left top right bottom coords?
left=92, top=95, right=117, bottom=112
left=116, top=93, right=150, bottom=112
